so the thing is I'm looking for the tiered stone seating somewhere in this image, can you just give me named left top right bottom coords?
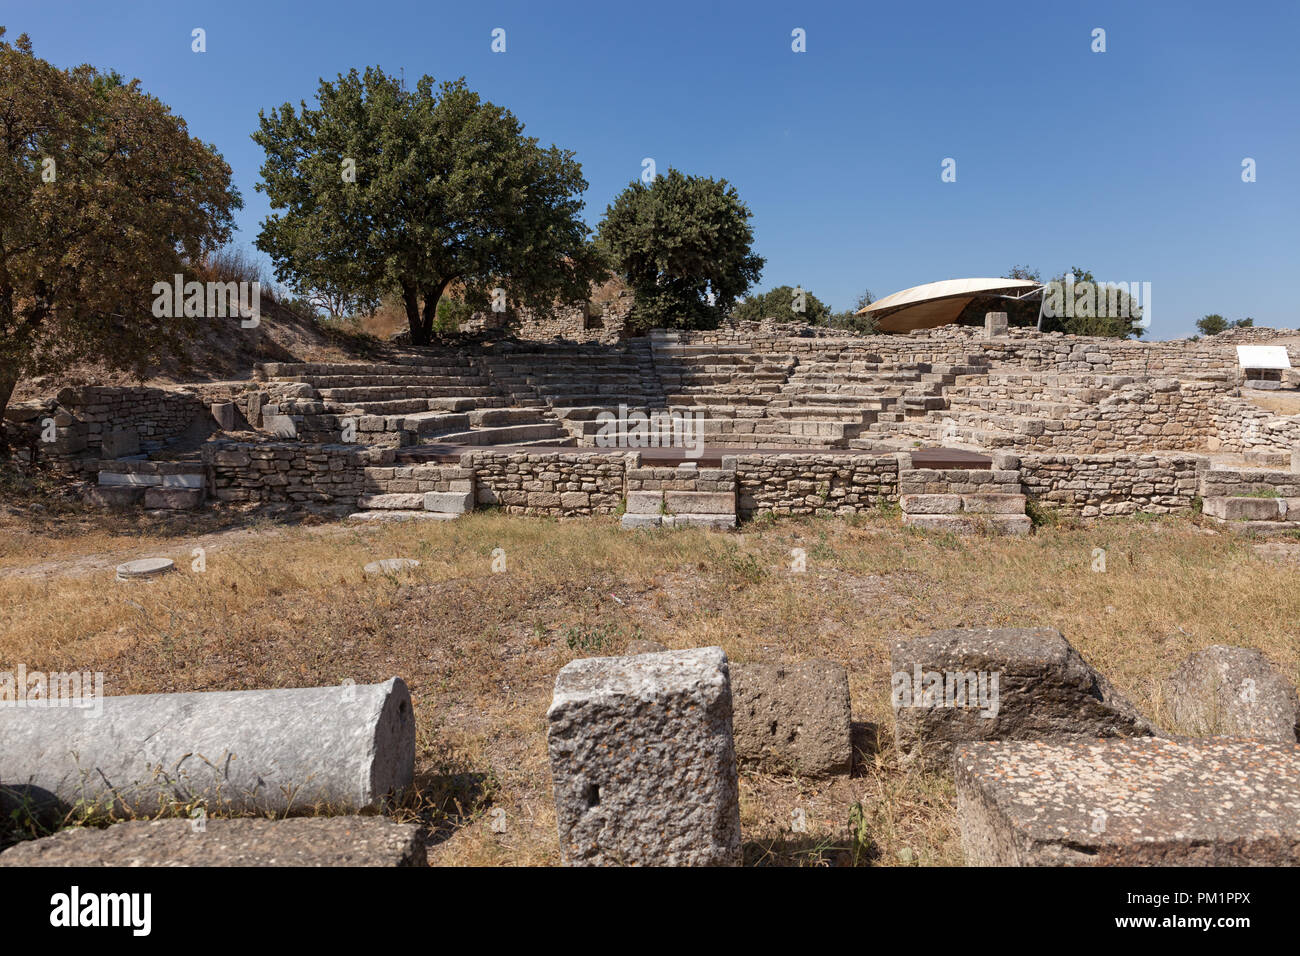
left=256, top=357, right=572, bottom=447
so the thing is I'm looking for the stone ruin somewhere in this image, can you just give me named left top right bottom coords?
left=4, top=322, right=1300, bottom=866
left=2, top=625, right=1296, bottom=866
left=3, top=322, right=1298, bottom=535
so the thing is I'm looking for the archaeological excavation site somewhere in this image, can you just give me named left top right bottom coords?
left=5, top=315, right=1300, bottom=872
left=2, top=6, right=1297, bottom=923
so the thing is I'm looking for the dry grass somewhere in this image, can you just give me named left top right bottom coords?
left=1245, top=390, right=1300, bottom=417
left=2, top=509, right=1297, bottom=865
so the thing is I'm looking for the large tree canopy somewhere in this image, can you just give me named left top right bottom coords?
left=253, top=69, right=604, bottom=345
left=597, top=168, right=764, bottom=331
left=732, top=284, right=832, bottom=325
left=0, top=28, right=240, bottom=432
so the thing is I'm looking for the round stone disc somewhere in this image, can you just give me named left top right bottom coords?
left=363, top=558, right=421, bottom=576
left=115, top=557, right=176, bottom=581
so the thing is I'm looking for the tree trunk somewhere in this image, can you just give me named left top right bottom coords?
left=0, top=362, right=18, bottom=459
left=402, top=284, right=428, bottom=345
left=421, top=280, right=451, bottom=341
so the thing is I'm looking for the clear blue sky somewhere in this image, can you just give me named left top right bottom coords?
left=8, top=1, right=1298, bottom=337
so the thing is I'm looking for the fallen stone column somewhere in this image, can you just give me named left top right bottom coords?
left=547, top=647, right=741, bottom=866
left=0, top=679, right=415, bottom=815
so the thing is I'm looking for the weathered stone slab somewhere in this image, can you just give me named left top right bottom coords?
left=899, top=493, right=961, bottom=514
left=0, top=816, right=427, bottom=867
left=663, top=513, right=736, bottom=529
left=984, top=311, right=1008, bottom=338
left=0, top=679, right=415, bottom=815
left=1202, top=496, right=1286, bottom=521
left=731, top=660, right=852, bottom=776
left=263, top=414, right=297, bottom=439
left=620, top=513, right=662, bottom=530
left=961, top=493, right=1026, bottom=515
left=546, top=647, right=741, bottom=866
left=902, top=514, right=1031, bottom=535
left=424, top=491, right=473, bottom=514
left=143, top=488, right=204, bottom=510
left=664, top=491, right=736, bottom=515
left=99, top=471, right=162, bottom=487
left=891, top=627, right=1156, bottom=769
left=356, top=493, right=423, bottom=510
left=347, top=510, right=457, bottom=523
left=625, top=491, right=665, bottom=515
left=1163, top=645, right=1299, bottom=741
left=84, top=485, right=145, bottom=510
left=957, top=738, right=1300, bottom=865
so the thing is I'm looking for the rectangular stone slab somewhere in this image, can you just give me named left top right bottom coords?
left=625, top=491, right=664, bottom=515
left=899, top=493, right=961, bottom=514
left=546, top=647, right=741, bottom=866
left=664, top=490, right=736, bottom=515
left=1202, top=496, right=1287, bottom=521
left=424, top=491, right=474, bottom=514
left=957, top=738, right=1300, bottom=866
left=0, top=816, right=426, bottom=867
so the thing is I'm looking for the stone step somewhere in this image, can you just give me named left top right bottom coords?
left=902, top=513, right=1032, bottom=535
left=318, top=385, right=500, bottom=401
left=432, top=423, right=571, bottom=445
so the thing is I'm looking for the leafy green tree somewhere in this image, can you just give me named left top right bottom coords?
left=827, top=289, right=877, bottom=332
left=597, top=168, right=764, bottom=331
left=1005, top=265, right=1041, bottom=282
left=0, top=28, right=240, bottom=440
left=1040, top=267, right=1144, bottom=338
left=733, top=285, right=831, bottom=324
left=1196, top=314, right=1228, bottom=336
left=1196, top=314, right=1253, bottom=336
left=253, top=69, right=604, bottom=346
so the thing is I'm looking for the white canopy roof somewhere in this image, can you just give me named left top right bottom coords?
left=857, top=278, right=1042, bottom=332
left=1236, top=345, right=1292, bottom=370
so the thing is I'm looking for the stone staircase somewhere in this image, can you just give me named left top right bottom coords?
left=255, top=357, right=573, bottom=449
left=897, top=454, right=1030, bottom=535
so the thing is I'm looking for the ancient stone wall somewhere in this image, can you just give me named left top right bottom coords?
left=204, top=442, right=367, bottom=506
left=472, top=450, right=626, bottom=514
left=1017, top=452, right=1204, bottom=516
left=734, top=453, right=898, bottom=517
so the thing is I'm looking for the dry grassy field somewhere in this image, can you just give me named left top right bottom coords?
left=3, top=502, right=1298, bottom=865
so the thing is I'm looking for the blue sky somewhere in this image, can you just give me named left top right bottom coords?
left=7, top=1, right=1298, bottom=337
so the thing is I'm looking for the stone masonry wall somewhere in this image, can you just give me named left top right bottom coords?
left=472, top=451, right=626, bottom=515
left=735, top=453, right=899, bottom=518
left=204, top=442, right=367, bottom=506
left=1018, top=453, right=1204, bottom=516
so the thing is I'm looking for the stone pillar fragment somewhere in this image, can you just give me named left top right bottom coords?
left=0, top=679, right=415, bottom=815
left=984, top=311, right=1008, bottom=338
left=547, top=647, right=741, bottom=866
